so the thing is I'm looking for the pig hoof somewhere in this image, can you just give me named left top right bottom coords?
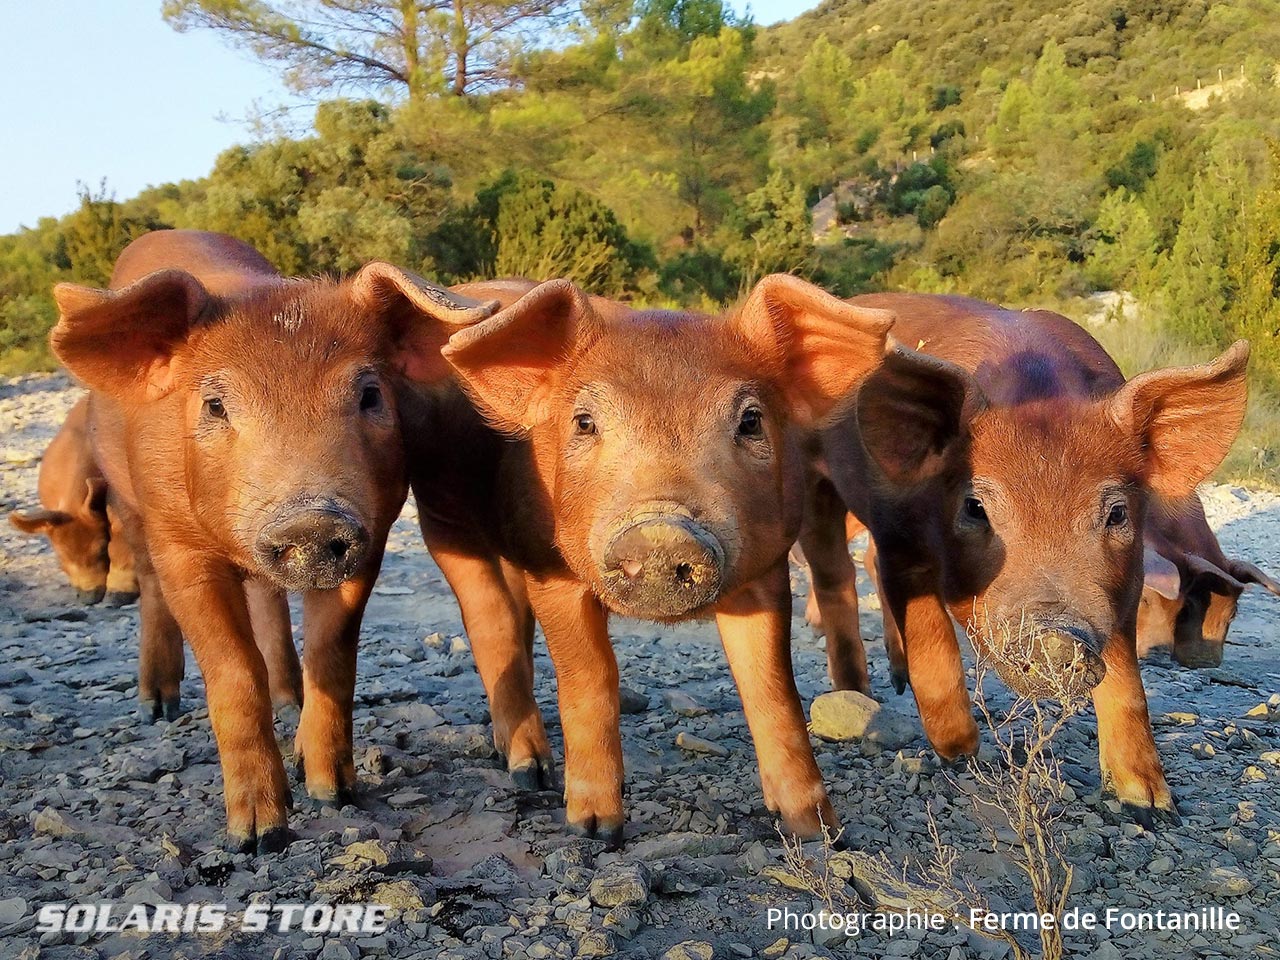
left=307, top=784, right=359, bottom=808
left=104, top=590, right=140, bottom=607
left=76, top=587, right=106, bottom=605
left=138, top=696, right=182, bottom=723
left=567, top=816, right=624, bottom=850
left=890, top=670, right=909, bottom=696
left=1121, top=799, right=1180, bottom=831
left=510, top=757, right=555, bottom=792
left=224, top=826, right=295, bottom=855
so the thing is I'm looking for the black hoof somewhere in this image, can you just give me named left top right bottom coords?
left=307, top=784, right=359, bottom=808
left=1121, top=799, right=1180, bottom=831
left=890, top=671, right=908, bottom=696
left=139, top=695, right=182, bottom=723
left=567, top=817, right=624, bottom=850
left=511, top=757, right=555, bottom=792
left=163, top=697, right=181, bottom=722
left=224, top=825, right=295, bottom=855
left=104, top=590, right=140, bottom=607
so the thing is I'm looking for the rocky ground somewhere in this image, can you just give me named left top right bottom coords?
left=0, top=373, right=1278, bottom=960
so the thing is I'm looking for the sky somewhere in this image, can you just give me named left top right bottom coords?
left=0, top=1, right=817, bottom=235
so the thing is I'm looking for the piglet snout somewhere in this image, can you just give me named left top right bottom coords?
left=255, top=499, right=370, bottom=591
left=988, top=616, right=1108, bottom=700
left=602, top=514, right=725, bottom=618
left=1173, top=639, right=1223, bottom=669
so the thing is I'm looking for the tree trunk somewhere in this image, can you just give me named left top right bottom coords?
left=401, top=0, right=422, bottom=102
left=452, top=0, right=468, bottom=95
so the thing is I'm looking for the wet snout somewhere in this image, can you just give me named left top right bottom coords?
left=987, top=614, right=1108, bottom=700
left=254, top=498, right=370, bottom=591
left=601, top=508, right=726, bottom=619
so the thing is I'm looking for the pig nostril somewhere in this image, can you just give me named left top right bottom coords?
left=675, top=562, right=695, bottom=585
left=328, top=539, right=349, bottom=561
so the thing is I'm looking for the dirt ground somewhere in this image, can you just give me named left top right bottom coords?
left=1, top=373, right=1278, bottom=960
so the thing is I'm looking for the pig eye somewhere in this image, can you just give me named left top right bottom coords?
left=738, top=406, right=764, bottom=438
left=1106, top=503, right=1129, bottom=528
left=360, top=383, right=383, bottom=412
left=574, top=413, right=596, bottom=435
left=963, top=496, right=987, bottom=523
left=203, top=397, right=228, bottom=421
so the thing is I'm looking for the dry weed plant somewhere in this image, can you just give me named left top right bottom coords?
left=776, top=617, right=1090, bottom=960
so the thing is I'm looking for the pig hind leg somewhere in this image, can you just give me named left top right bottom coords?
left=798, top=477, right=870, bottom=694
left=427, top=530, right=553, bottom=790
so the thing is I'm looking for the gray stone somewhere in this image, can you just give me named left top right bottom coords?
left=674, top=731, right=729, bottom=757
left=588, top=863, right=651, bottom=908
left=662, top=943, right=714, bottom=960
left=663, top=691, right=710, bottom=717
left=576, top=929, right=617, bottom=957
left=619, top=686, right=649, bottom=715
left=808, top=690, right=916, bottom=749
left=0, top=897, right=27, bottom=925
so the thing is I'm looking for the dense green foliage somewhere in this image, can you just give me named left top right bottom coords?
left=3, top=0, right=1279, bottom=478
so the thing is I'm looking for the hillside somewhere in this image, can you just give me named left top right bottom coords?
left=1, top=0, right=1278, bottom=480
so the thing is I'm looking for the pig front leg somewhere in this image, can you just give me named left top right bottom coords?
left=151, top=549, right=291, bottom=852
left=882, top=581, right=979, bottom=760
left=425, top=531, right=552, bottom=789
left=1094, top=635, right=1176, bottom=825
left=526, top=574, right=624, bottom=847
left=293, top=554, right=382, bottom=806
left=863, top=538, right=909, bottom=695
left=246, top=579, right=303, bottom=713
left=798, top=477, right=870, bottom=694
left=716, top=561, right=839, bottom=838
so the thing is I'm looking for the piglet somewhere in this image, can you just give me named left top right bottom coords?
left=50, top=229, right=497, bottom=851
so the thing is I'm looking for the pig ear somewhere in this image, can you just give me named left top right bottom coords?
left=1109, top=341, right=1250, bottom=499
left=1227, top=559, right=1280, bottom=598
left=1142, top=545, right=1182, bottom=601
left=1185, top=553, right=1246, bottom=596
left=856, top=341, right=986, bottom=486
left=9, top=508, right=73, bottom=535
left=81, top=478, right=108, bottom=517
left=51, top=270, right=210, bottom=400
left=349, top=262, right=500, bottom=383
left=734, top=275, right=895, bottom=424
left=442, top=279, right=597, bottom=431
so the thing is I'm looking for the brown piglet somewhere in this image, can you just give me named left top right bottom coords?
left=404, top=275, right=893, bottom=846
left=803, top=293, right=1250, bottom=826
left=49, top=229, right=497, bottom=851
left=9, top=396, right=138, bottom=605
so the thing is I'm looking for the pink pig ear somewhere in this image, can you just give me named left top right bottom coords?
left=349, top=262, right=499, bottom=384
left=442, top=279, right=598, bottom=432
left=1109, top=341, right=1250, bottom=499
left=1142, top=544, right=1182, bottom=601
left=1227, top=559, right=1280, bottom=598
left=51, top=270, right=210, bottom=400
left=734, top=274, right=895, bottom=425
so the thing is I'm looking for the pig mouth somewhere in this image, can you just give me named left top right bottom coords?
left=979, top=617, right=1108, bottom=700
left=597, top=513, right=726, bottom=620
left=1173, top=639, right=1224, bottom=669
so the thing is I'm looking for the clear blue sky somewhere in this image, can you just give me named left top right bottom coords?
left=0, top=1, right=816, bottom=235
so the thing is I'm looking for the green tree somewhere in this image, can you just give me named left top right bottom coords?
left=1084, top=188, right=1158, bottom=290
left=164, top=0, right=590, bottom=99
left=720, top=172, right=812, bottom=282
left=493, top=172, right=654, bottom=293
